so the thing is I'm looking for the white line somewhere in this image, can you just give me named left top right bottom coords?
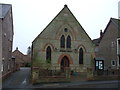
left=22, top=78, right=27, bottom=84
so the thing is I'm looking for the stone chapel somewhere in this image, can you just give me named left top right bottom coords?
left=32, top=5, right=95, bottom=81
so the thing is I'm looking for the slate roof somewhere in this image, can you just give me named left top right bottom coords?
left=93, top=18, right=120, bottom=46
left=0, top=4, right=12, bottom=19
left=111, top=18, right=120, bottom=29
left=102, top=18, right=120, bottom=38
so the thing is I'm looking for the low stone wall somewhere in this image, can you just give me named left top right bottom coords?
left=31, top=66, right=91, bottom=84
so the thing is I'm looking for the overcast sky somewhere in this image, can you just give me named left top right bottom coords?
left=1, top=0, right=120, bottom=54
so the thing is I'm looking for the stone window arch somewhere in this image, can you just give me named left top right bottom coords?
left=46, top=46, right=51, bottom=63
left=66, top=35, right=71, bottom=48
left=60, top=35, right=65, bottom=48
left=79, top=48, right=84, bottom=64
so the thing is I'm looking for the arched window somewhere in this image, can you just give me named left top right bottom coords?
left=46, top=46, right=51, bottom=63
left=60, top=35, right=65, bottom=48
left=79, top=48, right=83, bottom=64
left=66, top=35, right=71, bottom=48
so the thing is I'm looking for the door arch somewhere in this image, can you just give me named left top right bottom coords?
left=61, top=56, right=69, bottom=71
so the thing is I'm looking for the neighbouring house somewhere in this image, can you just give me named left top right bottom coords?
left=31, top=5, right=95, bottom=83
left=93, top=18, right=120, bottom=71
left=23, top=55, right=31, bottom=66
left=0, top=4, right=15, bottom=79
left=12, top=47, right=31, bottom=68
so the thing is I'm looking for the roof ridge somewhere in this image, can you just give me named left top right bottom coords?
left=111, top=17, right=120, bottom=21
left=13, top=49, right=25, bottom=56
left=111, top=17, right=120, bottom=29
left=0, top=3, right=12, bottom=6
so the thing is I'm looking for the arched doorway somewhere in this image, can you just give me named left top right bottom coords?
left=61, top=56, right=69, bottom=72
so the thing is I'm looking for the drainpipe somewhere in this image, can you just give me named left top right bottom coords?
left=117, top=38, right=120, bottom=69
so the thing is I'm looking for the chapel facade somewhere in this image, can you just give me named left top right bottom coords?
left=32, top=5, right=95, bottom=80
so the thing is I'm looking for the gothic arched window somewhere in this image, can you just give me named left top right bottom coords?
left=46, top=46, right=51, bottom=63
left=79, top=48, right=83, bottom=64
left=60, top=35, right=65, bottom=48
left=66, top=35, right=71, bottom=48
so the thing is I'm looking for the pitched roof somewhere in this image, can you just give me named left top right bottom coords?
left=93, top=18, right=120, bottom=46
left=33, top=5, right=92, bottom=43
left=111, top=18, right=120, bottom=29
left=12, top=48, right=24, bottom=56
left=0, top=4, right=12, bottom=19
left=102, top=18, right=120, bottom=38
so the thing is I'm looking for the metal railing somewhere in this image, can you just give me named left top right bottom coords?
left=94, top=69, right=120, bottom=76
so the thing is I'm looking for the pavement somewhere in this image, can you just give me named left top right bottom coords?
left=2, top=67, right=120, bottom=89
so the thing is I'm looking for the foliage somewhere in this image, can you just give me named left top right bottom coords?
left=33, top=57, right=51, bottom=69
left=90, top=54, right=95, bottom=67
left=27, top=46, right=31, bottom=55
left=46, top=59, right=51, bottom=64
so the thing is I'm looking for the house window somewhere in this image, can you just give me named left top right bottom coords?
left=66, top=35, right=71, bottom=48
left=46, top=46, right=51, bottom=63
left=118, top=40, right=120, bottom=44
left=8, top=60, right=10, bottom=70
left=1, top=61, right=4, bottom=72
left=79, top=48, right=83, bottom=64
left=111, top=41, right=116, bottom=47
left=117, top=39, right=120, bottom=55
left=111, top=60, right=116, bottom=66
left=60, top=35, right=65, bottom=48
left=119, top=56, right=120, bottom=65
left=8, top=64, right=10, bottom=70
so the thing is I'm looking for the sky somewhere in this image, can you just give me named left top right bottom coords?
left=1, top=0, right=120, bottom=54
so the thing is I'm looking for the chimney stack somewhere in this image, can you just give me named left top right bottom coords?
left=100, top=30, right=103, bottom=39
left=16, top=47, right=18, bottom=50
left=64, top=4, right=68, bottom=7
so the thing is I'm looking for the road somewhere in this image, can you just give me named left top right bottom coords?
left=2, top=67, right=31, bottom=89
left=2, top=67, right=120, bottom=89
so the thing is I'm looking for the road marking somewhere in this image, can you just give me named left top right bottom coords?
left=22, top=78, right=27, bottom=84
